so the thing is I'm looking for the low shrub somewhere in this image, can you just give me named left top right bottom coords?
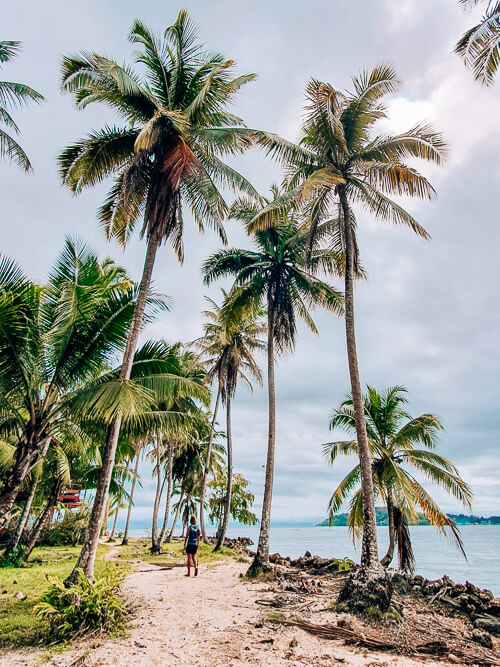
left=34, top=564, right=126, bottom=640
left=0, top=544, right=26, bottom=568
left=38, top=505, right=90, bottom=547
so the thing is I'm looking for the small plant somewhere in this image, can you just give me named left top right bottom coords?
left=0, top=544, right=27, bottom=568
left=327, top=556, right=355, bottom=573
left=338, top=557, right=355, bottom=572
left=34, top=565, right=126, bottom=640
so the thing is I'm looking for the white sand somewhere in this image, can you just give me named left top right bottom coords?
left=1, top=558, right=455, bottom=666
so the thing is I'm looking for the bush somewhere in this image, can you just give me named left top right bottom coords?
left=34, top=565, right=126, bottom=640
left=39, top=505, right=90, bottom=547
left=0, top=544, right=26, bottom=568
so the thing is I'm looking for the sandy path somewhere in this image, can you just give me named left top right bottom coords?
left=1, top=558, right=453, bottom=666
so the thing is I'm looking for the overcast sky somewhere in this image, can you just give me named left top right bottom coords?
left=2, top=0, right=500, bottom=526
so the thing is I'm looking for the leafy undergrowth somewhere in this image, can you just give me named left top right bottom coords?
left=115, top=537, right=235, bottom=565
left=35, top=565, right=127, bottom=641
left=0, top=544, right=113, bottom=647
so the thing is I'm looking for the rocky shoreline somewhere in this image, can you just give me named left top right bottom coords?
left=262, top=549, right=500, bottom=650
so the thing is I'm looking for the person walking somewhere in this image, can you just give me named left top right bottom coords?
left=184, top=516, right=201, bottom=577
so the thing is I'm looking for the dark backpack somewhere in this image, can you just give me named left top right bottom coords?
left=187, top=525, right=199, bottom=545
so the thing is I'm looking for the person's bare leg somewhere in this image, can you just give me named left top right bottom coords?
left=185, top=553, right=191, bottom=577
left=194, top=553, right=198, bottom=576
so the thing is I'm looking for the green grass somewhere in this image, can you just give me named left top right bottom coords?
left=115, top=538, right=235, bottom=565
left=0, top=544, right=110, bottom=647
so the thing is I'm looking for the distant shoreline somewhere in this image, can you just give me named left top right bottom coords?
left=316, top=510, right=500, bottom=527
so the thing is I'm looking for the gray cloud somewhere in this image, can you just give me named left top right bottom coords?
left=2, top=0, right=499, bottom=524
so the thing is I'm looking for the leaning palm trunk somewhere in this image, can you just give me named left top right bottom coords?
left=214, top=396, right=233, bottom=551
left=24, top=483, right=60, bottom=560
left=151, top=438, right=164, bottom=554
left=10, top=481, right=38, bottom=551
left=200, top=387, right=221, bottom=543
left=122, top=454, right=140, bottom=545
left=339, top=189, right=380, bottom=573
left=167, top=491, right=184, bottom=542
left=394, top=506, right=415, bottom=573
left=159, top=442, right=174, bottom=546
left=108, top=508, right=119, bottom=540
left=69, top=234, right=160, bottom=581
left=381, top=495, right=396, bottom=567
left=250, top=306, right=276, bottom=571
left=5, top=437, right=52, bottom=547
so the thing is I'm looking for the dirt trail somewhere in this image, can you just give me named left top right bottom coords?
left=2, top=558, right=452, bottom=666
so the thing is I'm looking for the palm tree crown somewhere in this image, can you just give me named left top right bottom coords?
left=203, top=189, right=343, bottom=350
left=456, top=0, right=500, bottom=85
left=0, top=40, right=44, bottom=171
left=59, top=10, right=258, bottom=256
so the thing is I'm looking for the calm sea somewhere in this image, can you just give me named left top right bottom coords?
left=127, top=524, right=500, bottom=595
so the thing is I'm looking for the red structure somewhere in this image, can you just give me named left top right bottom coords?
left=57, top=488, right=82, bottom=509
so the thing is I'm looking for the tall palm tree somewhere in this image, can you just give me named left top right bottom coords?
left=456, top=0, right=500, bottom=85
left=192, top=292, right=265, bottom=548
left=323, top=386, right=472, bottom=572
left=59, top=10, right=257, bottom=579
left=203, top=190, right=343, bottom=570
left=0, top=41, right=44, bottom=171
left=248, top=68, right=447, bottom=576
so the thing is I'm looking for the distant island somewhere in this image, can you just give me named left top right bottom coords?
left=317, top=508, right=500, bottom=527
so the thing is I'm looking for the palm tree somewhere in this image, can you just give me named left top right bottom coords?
left=249, top=68, right=446, bottom=578
left=456, top=0, right=500, bottom=85
left=59, top=10, right=257, bottom=579
left=203, top=190, right=343, bottom=570
left=192, top=292, right=265, bottom=549
left=0, top=41, right=44, bottom=171
left=323, top=386, right=472, bottom=572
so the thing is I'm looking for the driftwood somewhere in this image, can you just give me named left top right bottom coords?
left=268, top=618, right=500, bottom=665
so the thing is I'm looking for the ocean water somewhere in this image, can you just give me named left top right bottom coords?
left=223, top=525, right=500, bottom=596
left=127, top=524, right=500, bottom=595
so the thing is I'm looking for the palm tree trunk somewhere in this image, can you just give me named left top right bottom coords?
left=109, top=507, right=119, bottom=540
left=339, top=188, right=381, bottom=574
left=0, top=436, right=49, bottom=531
left=200, top=387, right=221, bottom=543
left=122, top=454, right=140, bottom=545
left=159, top=442, right=174, bottom=546
left=10, top=481, right=38, bottom=551
left=251, top=304, right=276, bottom=570
left=101, top=496, right=110, bottom=536
left=381, top=495, right=395, bottom=567
left=167, top=491, right=184, bottom=542
left=10, top=437, right=52, bottom=550
left=24, top=483, right=59, bottom=560
left=214, top=396, right=233, bottom=551
left=151, top=438, right=164, bottom=554
left=68, top=234, right=160, bottom=582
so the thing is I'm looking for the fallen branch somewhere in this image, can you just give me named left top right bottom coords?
left=269, top=618, right=500, bottom=665
left=268, top=618, right=397, bottom=650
